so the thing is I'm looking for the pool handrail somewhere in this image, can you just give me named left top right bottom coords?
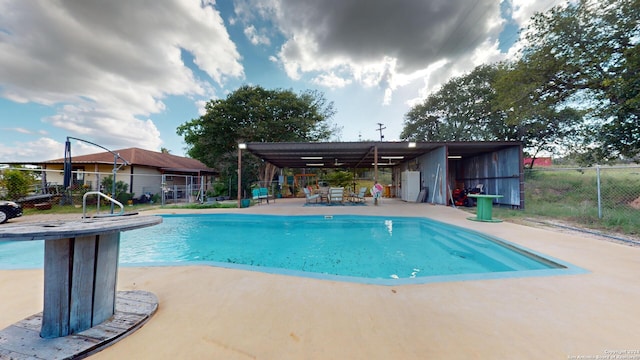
left=82, top=191, right=124, bottom=218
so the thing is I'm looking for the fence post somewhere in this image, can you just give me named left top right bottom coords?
left=596, top=165, right=602, bottom=219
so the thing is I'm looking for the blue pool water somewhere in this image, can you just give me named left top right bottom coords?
left=0, top=214, right=581, bottom=284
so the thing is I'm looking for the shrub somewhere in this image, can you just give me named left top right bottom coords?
left=325, top=170, right=353, bottom=187
left=0, top=169, right=32, bottom=200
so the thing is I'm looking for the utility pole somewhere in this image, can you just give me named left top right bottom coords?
left=376, top=123, right=386, bottom=141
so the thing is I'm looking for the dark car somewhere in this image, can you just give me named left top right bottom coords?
left=0, top=201, right=22, bottom=224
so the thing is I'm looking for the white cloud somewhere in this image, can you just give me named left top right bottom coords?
left=242, top=0, right=505, bottom=104
left=311, top=73, right=352, bottom=89
left=196, top=100, right=208, bottom=116
left=505, top=0, right=569, bottom=59
left=0, top=137, right=63, bottom=163
left=44, top=103, right=162, bottom=150
left=244, top=25, right=271, bottom=46
left=238, top=0, right=567, bottom=106
left=511, top=0, right=567, bottom=27
left=0, top=1, right=243, bottom=153
left=2, top=128, right=32, bottom=135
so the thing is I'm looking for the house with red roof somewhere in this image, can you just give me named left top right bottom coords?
left=34, top=148, right=217, bottom=202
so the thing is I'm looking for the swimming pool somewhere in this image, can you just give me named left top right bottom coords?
left=0, top=214, right=584, bottom=284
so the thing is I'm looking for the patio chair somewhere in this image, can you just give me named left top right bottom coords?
left=328, top=187, right=344, bottom=205
left=252, top=188, right=262, bottom=204
left=303, top=187, right=321, bottom=204
left=259, top=187, right=274, bottom=203
left=349, top=187, right=368, bottom=203
left=252, top=187, right=274, bottom=204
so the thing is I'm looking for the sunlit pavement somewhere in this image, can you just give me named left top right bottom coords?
left=2, top=198, right=639, bottom=359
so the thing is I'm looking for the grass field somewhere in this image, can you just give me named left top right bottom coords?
left=491, top=167, right=640, bottom=238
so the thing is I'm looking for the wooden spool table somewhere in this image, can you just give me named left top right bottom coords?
left=0, top=215, right=162, bottom=359
left=467, top=194, right=503, bottom=222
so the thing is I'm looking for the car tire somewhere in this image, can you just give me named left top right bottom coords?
left=0, top=210, right=7, bottom=224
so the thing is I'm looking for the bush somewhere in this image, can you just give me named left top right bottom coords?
left=211, top=181, right=228, bottom=197
left=0, top=169, right=32, bottom=200
left=116, top=192, right=135, bottom=204
left=325, top=170, right=353, bottom=187
left=100, top=176, right=129, bottom=199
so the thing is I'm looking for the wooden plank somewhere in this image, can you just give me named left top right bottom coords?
left=34, top=203, right=52, bottom=210
left=114, top=290, right=159, bottom=315
left=0, top=215, right=162, bottom=242
left=12, top=313, right=43, bottom=332
left=0, top=291, right=158, bottom=360
left=92, top=232, right=120, bottom=326
left=41, top=239, right=71, bottom=338
left=69, top=235, right=97, bottom=334
left=0, top=324, right=101, bottom=359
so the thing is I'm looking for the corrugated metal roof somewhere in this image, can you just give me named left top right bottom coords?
left=244, top=141, right=520, bottom=169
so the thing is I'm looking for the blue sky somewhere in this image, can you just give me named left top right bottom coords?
left=0, top=0, right=565, bottom=162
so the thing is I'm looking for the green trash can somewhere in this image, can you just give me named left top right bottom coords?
left=241, top=199, right=251, bottom=208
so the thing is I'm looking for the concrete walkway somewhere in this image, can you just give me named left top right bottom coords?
left=1, top=198, right=639, bottom=359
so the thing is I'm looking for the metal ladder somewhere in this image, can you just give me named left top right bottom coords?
left=82, top=191, right=124, bottom=218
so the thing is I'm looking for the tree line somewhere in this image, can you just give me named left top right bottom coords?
left=177, top=85, right=338, bottom=197
left=401, top=0, right=639, bottom=165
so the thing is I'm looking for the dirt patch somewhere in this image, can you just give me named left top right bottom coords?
left=518, top=217, right=640, bottom=247
left=630, top=196, right=640, bottom=209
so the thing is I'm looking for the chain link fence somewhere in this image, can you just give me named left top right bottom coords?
left=525, top=165, right=640, bottom=233
left=1, top=167, right=216, bottom=211
left=3, top=165, right=639, bottom=233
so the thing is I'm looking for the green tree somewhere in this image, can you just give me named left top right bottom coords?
left=178, top=85, right=336, bottom=166
left=402, top=62, right=584, bottom=167
left=515, top=0, right=640, bottom=162
left=493, top=62, right=586, bottom=166
left=325, top=170, right=353, bottom=188
left=0, top=168, right=33, bottom=200
left=100, top=176, right=130, bottom=202
left=177, top=85, right=337, bottom=198
left=401, top=65, right=502, bottom=142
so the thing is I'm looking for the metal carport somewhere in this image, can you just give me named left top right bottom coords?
left=243, top=141, right=524, bottom=208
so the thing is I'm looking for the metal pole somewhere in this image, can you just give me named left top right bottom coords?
left=237, top=145, right=242, bottom=208
left=62, top=140, right=72, bottom=205
left=374, top=145, right=378, bottom=183
left=161, top=174, right=166, bottom=206
left=596, top=165, right=602, bottom=219
left=374, top=145, right=378, bottom=205
left=111, top=153, right=117, bottom=214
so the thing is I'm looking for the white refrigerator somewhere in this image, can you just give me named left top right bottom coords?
left=401, top=171, right=421, bottom=202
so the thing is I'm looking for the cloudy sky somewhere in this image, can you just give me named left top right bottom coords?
left=0, top=0, right=565, bottom=162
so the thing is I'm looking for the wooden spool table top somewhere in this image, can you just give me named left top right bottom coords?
left=0, top=215, right=162, bottom=241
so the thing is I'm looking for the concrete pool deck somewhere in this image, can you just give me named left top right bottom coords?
left=1, top=198, right=639, bottom=359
